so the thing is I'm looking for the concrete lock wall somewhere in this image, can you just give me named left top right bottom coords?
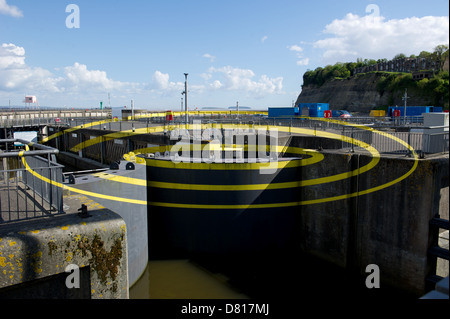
left=0, top=209, right=128, bottom=299
left=66, top=162, right=149, bottom=287
left=299, top=150, right=448, bottom=295
left=356, top=157, right=447, bottom=294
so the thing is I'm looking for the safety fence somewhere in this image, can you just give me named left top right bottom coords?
left=0, top=139, right=64, bottom=224
left=48, top=116, right=449, bottom=159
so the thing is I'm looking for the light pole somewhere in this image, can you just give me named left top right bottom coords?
left=184, top=73, right=189, bottom=124
left=402, top=88, right=408, bottom=125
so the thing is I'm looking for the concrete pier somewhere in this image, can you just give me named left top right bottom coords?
left=0, top=195, right=128, bottom=299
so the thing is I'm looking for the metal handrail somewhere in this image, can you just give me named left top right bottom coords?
left=0, top=139, right=64, bottom=224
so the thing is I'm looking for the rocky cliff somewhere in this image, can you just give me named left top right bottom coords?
left=295, top=73, right=436, bottom=114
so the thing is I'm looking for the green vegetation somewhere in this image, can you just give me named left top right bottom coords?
left=303, top=63, right=353, bottom=87
left=376, top=71, right=449, bottom=108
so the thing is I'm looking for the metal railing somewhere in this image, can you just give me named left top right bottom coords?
left=340, top=125, right=449, bottom=155
left=48, top=115, right=449, bottom=156
left=0, top=139, right=64, bottom=224
left=0, top=117, right=70, bottom=128
left=0, top=116, right=113, bottom=128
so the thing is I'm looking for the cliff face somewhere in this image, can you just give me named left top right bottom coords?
left=296, top=73, right=432, bottom=113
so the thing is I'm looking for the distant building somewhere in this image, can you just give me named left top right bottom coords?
left=353, top=56, right=448, bottom=77
left=412, top=71, right=434, bottom=81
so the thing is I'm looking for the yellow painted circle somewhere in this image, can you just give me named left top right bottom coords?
left=23, top=118, right=418, bottom=207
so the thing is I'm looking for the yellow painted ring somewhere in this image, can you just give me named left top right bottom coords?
left=26, top=119, right=418, bottom=207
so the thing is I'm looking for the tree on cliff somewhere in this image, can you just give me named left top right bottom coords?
left=432, top=44, right=449, bottom=72
left=303, top=63, right=354, bottom=87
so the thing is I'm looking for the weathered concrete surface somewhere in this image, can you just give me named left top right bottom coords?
left=0, top=206, right=128, bottom=299
left=355, top=156, right=448, bottom=295
left=298, top=150, right=449, bottom=296
left=66, top=162, right=148, bottom=287
left=440, top=186, right=449, bottom=220
left=437, top=231, right=449, bottom=278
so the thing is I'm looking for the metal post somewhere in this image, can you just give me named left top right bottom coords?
left=351, top=127, right=354, bottom=153
left=47, top=153, right=53, bottom=211
left=407, top=130, right=411, bottom=157
left=100, top=136, right=104, bottom=164
left=131, top=100, right=134, bottom=120
left=402, top=88, right=408, bottom=125
left=184, top=73, right=189, bottom=124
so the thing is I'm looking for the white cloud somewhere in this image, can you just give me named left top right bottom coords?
left=261, top=36, right=268, bottom=43
left=151, top=71, right=184, bottom=93
left=206, top=66, right=283, bottom=97
left=288, top=44, right=309, bottom=66
left=63, top=62, right=140, bottom=93
left=210, top=80, right=223, bottom=90
left=314, top=13, right=449, bottom=63
left=202, top=53, right=216, bottom=62
left=296, top=58, right=310, bottom=66
left=0, top=43, right=25, bottom=68
left=0, top=43, right=141, bottom=95
left=0, top=42, right=284, bottom=106
left=0, top=43, right=62, bottom=93
left=0, top=0, right=23, bottom=17
left=288, top=45, right=303, bottom=52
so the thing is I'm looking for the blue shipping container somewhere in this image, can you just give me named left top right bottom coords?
left=268, top=107, right=299, bottom=118
left=388, top=106, right=443, bottom=117
left=298, top=103, right=329, bottom=117
left=269, top=103, right=330, bottom=118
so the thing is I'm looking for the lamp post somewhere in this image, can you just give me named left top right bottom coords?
left=402, top=88, right=408, bottom=125
left=184, top=73, right=189, bottom=124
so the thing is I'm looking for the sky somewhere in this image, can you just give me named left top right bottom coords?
left=0, top=0, right=448, bottom=110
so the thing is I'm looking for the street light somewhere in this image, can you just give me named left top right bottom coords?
left=402, top=88, right=409, bottom=125
left=184, top=73, right=189, bottom=124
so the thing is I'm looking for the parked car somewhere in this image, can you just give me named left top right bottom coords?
left=332, top=110, right=352, bottom=118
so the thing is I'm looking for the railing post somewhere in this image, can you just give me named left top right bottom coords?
left=351, top=127, right=354, bottom=153
left=407, top=130, right=411, bottom=157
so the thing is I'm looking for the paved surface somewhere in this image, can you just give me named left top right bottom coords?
left=0, top=180, right=102, bottom=224
left=438, top=230, right=449, bottom=278
left=0, top=182, right=58, bottom=224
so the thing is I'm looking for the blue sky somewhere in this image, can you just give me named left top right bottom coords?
left=0, top=0, right=448, bottom=110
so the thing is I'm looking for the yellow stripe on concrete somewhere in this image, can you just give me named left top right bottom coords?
left=41, top=119, right=113, bottom=144
left=145, top=158, right=303, bottom=170
left=23, top=120, right=419, bottom=207
left=20, top=156, right=147, bottom=205
left=148, top=201, right=300, bottom=210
